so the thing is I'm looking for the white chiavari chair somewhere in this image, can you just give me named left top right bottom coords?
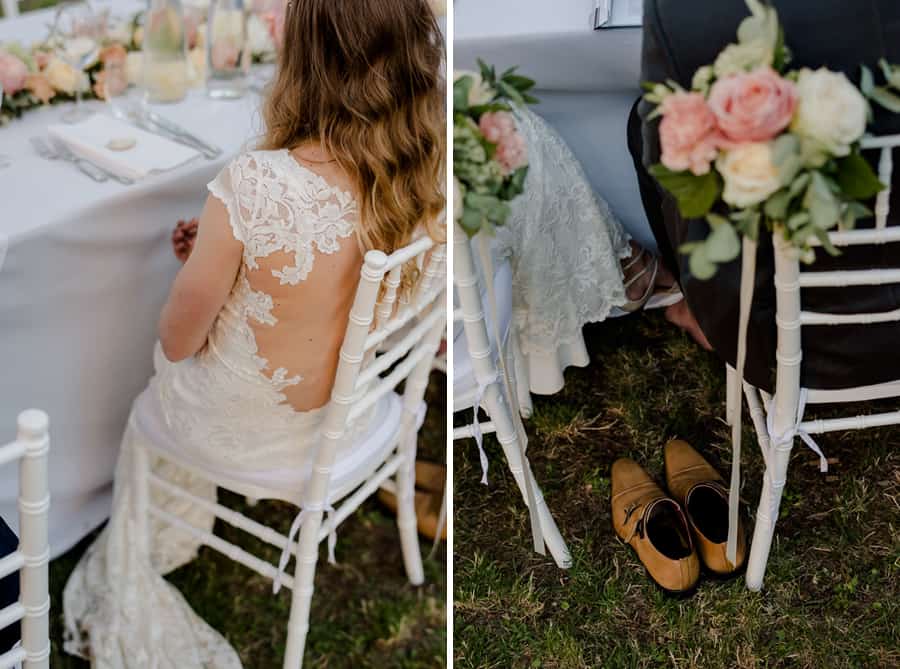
left=130, top=236, right=446, bottom=669
left=0, top=411, right=50, bottom=669
left=735, top=134, right=900, bottom=591
left=452, top=225, right=570, bottom=568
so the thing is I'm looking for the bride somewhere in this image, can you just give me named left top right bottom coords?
left=62, top=0, right=445, bottom=665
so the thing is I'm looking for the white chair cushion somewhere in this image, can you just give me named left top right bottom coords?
left=453, top=257, right=513, bottom=409
left=131, top=387, right=407, bottom=505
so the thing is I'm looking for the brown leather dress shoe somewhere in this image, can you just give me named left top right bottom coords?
left=377, top=462, right=447, bottom=541
left=664, top=440, right=746, bottom=575
left=611, top=458, right=700, bottom=593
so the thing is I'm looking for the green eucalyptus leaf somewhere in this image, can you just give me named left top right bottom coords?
left=788, top=172, right=811, bottom=199
left=879, top=58, right=900, bottom=89
left=869, top=86, right=900, bottom=113
left=648, top=164, right=722, bottom=219
left=860, top=65, right=875, bottom=97
left=504, top=74, right=536, bottom=93
left=814, top=228, right=841, bottom=257
left=787, top=211, right=810, bottom=231
left=705, top=219, right=741, bottom=263
left=453, top=76, right=473, bottom=112
left=805, top=171, right=841, bottom=230
left=764, top=189, right=792, bottom=220
left=688, top=244, right=718, bottom=280
left=835, top=151, right=885, bottom=200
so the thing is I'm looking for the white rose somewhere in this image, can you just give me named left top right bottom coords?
left=713, top=40, right=773, bottom=78
left=453, top=177, right=464, bottom=221
left=44, top=57, right=87, bottom=95
left=791, top=67, right=868, bottom=160
left=454, top=70, right=495, bottom=106
left=246, top=14, right=274, bottom=55
left=717, top=142, right=782, bottom=208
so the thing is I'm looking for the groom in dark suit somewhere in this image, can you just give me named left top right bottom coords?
left=629, top=0, right=900, bottom=392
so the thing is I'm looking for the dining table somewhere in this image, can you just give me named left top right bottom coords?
left=0, top=4, right=263, bottom=557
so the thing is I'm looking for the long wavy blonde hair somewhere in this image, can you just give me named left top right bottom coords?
left=261, top=0, right=446, bottom=296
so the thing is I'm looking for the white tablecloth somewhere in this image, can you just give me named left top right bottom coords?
left=0, top=6, right=262, bottom=557
left=456, top=0, right=655, bottom=394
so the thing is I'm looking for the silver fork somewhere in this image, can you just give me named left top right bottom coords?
left=48, top=138, right=136, bottom=186
left=31, top=136, right=108, bottom=183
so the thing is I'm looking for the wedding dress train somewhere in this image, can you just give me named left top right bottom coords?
left=63, top=150, right=371, bottom=668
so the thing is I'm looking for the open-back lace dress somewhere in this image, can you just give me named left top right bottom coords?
left=62, top=150, right=370, bottom=668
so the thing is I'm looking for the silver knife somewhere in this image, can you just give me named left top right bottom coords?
left=144, top=111, right=223, bottom=158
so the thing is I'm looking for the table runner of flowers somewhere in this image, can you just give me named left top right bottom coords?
left=0, top=1, right=284, bottom=125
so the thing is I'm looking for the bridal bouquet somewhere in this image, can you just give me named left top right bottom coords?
left=453, top=61, right=537, bottom=237
left=644, top=0, right=900, bottom=279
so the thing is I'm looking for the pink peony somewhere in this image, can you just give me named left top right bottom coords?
left=495, top=130, right=528, bottom=174
left=479, top=110, right=516, bottom=144
left=708, top=66, right=798, bottom=143
left=659, top=91, right=723, bottom=175
left=0, top=50, right=28, bottom=95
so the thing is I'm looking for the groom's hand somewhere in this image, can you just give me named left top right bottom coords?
left=172, top=218, right=200, bottom=264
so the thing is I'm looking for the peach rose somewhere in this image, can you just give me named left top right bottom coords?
left=99, top=43, right=128, bottom=68
left=24, top=73, right=55, bottom=104
left=479, top=110, right=516, bottom=144
left=0, top=50, right=28, bottom=95
left=659, top=91, right=722, bottom=175
left=33, top=51, right=52, bottom=70
left=708, top=67, right=797, bottom=143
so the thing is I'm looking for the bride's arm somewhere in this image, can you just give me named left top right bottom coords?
left=159, top=194, right=243, bottom=362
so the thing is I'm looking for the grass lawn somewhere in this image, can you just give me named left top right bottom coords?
left=47, top=372, right=447, bottom=669
left=453, top=313, right=899, bottom=669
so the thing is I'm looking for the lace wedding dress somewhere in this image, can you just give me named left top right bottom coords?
left=492, top=107, right=632, bottom=394
left=63, top=150, right=368, bottom=668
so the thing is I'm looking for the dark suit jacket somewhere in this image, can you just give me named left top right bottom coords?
left=0, top=517, right=20, bottom=654
left=629, top=0, right=900, bottom=392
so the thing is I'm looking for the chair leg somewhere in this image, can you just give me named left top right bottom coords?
left=510, top=335, right=533, bottom=420
left=283, top=515, right=322, bottom=669
left=746, top=436, right=794, bottom=591
left=482, top=383, right=571, bottom=568
left=396, top=430, right=424, bottom=585
left=725, top=364, right=737, bottom=426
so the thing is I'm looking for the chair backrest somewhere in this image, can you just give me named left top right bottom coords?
left=303, top=234, right=447, bottom=509
left=770, top=134, right=900, bottom=429
left=0, top=0, right=19, bottom=18
left=0, top=411, right=50, bottom=669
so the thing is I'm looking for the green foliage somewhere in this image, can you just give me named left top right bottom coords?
left=647, top=165, right=722, bottom=219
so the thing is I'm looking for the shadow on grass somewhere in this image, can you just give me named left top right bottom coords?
left=454, top=313, right=900, bottom=669
left=48, top=372, right=447, bottom=669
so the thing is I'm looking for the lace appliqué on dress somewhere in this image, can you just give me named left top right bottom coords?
left=493, top=107, right=632, bottom=357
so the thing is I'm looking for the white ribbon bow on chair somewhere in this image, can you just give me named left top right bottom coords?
left=273, top=502, right=338, bottom=594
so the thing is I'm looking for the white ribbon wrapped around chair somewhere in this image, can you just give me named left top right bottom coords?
left=273, top=501, right=338, bottom=595
left=476, top=233, right=546, bottom=556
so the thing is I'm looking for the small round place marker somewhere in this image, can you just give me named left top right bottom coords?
left=106, top=137, right=136, bottom=151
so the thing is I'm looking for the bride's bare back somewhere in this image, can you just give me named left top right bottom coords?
left=159, top=145, right=364, bottom=413
left=248, top=149, right=363, bottom=411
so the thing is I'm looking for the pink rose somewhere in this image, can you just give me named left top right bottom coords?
left=261, top=10, right=285, bottom=49
left=495, top=130, right=528, bottom=174
left=0, top=50, right=28, bottom=95
left=479, top=110, right=516, bottom=144
left=708, top=66, right=798, bottom=143
left=659, top=92, right=723, bottom=175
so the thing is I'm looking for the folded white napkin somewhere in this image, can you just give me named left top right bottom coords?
left=47, top=114, right=200, bottom=181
